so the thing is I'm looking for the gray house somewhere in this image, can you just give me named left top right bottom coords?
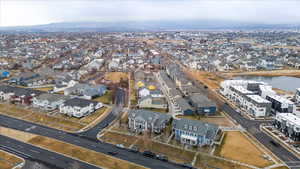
left=128, top=109, right=172, bottom=134
left=173, top=118, right=219, bottom=147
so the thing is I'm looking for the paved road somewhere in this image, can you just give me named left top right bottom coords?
left=0, top=115, right=186, bottom=169
left=0, top=135, right=100, bottom=169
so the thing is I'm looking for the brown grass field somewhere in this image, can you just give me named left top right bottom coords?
left=1, top=127, right=147, bottom=169
left=0, top=150, right=23, bottom=169
left=105, top=72, right=128, bottom=83
left=101, top=132, right=138, bottom=147
left=215, top=131, right=274, bottom=168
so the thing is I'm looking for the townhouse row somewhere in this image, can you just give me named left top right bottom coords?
left=128, top=109, right=219, bottom=147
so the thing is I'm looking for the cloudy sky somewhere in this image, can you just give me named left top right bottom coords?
left=1, top=0, right=300, bottom=27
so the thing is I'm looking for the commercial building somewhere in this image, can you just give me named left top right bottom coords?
left=188, top=93, right=217, bottom=115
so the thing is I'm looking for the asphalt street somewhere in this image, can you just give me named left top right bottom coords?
left=0, top=115, right=186, bottom=169
left=0, top=135, right=100, bottom=169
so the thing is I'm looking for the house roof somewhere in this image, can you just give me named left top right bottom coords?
left=36, top=93, right=70, bottom=102
left=175, top=97, right=193, bottom=111
left=129, top=109, right=171, bottom=127
left=63, top=98, right=99, bottom=108
left=0, top=85, right=44, bottom=97
left=189, top=93, right=216, bottom=108
left=173, top=118, right=219, bottom=140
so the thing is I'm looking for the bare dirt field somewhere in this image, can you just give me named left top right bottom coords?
left=224, top=69, right=300, bottom=78
left=215, top=131, right=274, bottom=168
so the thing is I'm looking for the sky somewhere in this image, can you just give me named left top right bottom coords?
left=1, top=0, right=300, bottom=27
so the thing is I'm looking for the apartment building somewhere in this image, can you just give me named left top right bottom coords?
left=274, top=113, right=300, bottom=141
left=266, top=95, right=294, bottom=114
left=295, top=88, right=300, bottom=104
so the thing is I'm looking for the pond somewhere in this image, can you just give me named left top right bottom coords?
left=233, top=76, right=300, bottom=92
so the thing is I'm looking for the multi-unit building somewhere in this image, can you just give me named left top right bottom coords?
left=220, top=80, right=283, bottom=117
left=188, top=93, right=217, bottom=115
left=244, top=95, right=272, bottom=117
left=172, top=118, right=219, bottom=146
left=295, top=88, right=300, bottom=104
left=266, top=95, right=294, bottom=114
left=32, top=93, right=70, bottom=111
left=128, top=109, right=172, bottom=134
left=274, top=113, right=300, bottom=141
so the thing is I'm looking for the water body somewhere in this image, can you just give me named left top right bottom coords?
left=234, top=76, right=300, bottom=92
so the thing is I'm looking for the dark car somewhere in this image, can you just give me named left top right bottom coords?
left=108, top=151, right=118, bottom=156
left=129, top=146, right=139, bottom=153
left=181, top=163, right=195, bottom=169
left=102, top=123, right=109, bottom=128
left=156, top=154, right=168, bottom=161
left=142, top=151, right=156, bottom=158
left=270, top=140, right=280, bottom=147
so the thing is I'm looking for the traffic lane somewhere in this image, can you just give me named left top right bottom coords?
left=221, top=104, right=300, bottom=163
left=0, top=135, right=100, bottom=169
left=0, top=116, right=186, bottom=169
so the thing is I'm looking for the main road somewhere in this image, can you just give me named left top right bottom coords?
left=0, top=87, right=187, bottom=169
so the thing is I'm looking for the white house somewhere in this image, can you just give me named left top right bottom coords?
left=32, top=93, right=70, bottom=111
left=59, top=98, right=103, bottom=118
left=138, top=88, right=150, bottom=98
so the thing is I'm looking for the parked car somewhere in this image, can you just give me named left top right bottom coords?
left=108, top=151, right=118, bottom=156
left=270, top=140, right=280, bottom=147
left=156, top=154, right=168, bottom=161
left=116, top=144, right=125, bottom=149
left=181, top=163, right=195, bottom=169
left=142, top=151, right=156, bottom=158
left=129, top=146, right=139, bottom=153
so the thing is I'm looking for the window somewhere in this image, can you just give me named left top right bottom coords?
left=193, top=126, right=197, bottom=131
left=189, top=125, right=192, bottom=130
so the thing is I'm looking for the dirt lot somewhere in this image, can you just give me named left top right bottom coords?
left=0, top=150, right=23, bottom=169
left=105, top=72, right=128, bottom=83
left=0, top=103, right=32, bottom=118
left=215, top=131, right=274, bottom=168
left=176, top=115, right=235, bottom=127
left=34, top=87, right=53, bottom=92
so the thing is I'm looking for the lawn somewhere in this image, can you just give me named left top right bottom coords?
left=195, top=154, right=251, bottom=169
left=214, top=131, right=274, bottom=168
left=135, top=139, right=195, bottom=164
left=93, top=90, right=113, bottom=104
left=1, top=127, right=147, bottom=169
left=176, top=115, right=234, bottom=127
left=105, top=72, right=128, bottom=83
left=0, top=150, right=23, bottom=169
left=101, top=132, right=138, bottom=147
left=29, top=136, right=146, bottom=169
left=34, top=87, right=53, bottom=92
left=24, top=112, right=85, bottom=132
left=79, top=107, right=108, bottom=124
left=0, top=103, right=31, bottom=118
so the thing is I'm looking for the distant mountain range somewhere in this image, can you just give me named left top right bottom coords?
left=1, top=20, right=300, bottom=32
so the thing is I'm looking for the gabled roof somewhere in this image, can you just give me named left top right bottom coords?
left=63, top=98, right=99, bottom=108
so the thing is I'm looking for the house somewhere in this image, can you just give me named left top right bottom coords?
left=59, top=98, right=103, bottom=118
left=138, top=87, right=150, bottom=98
left=64, top=83, right=107, bottom=99
left=33, top=93, right=70, bottom=111
left=0, top=85, right=44, bottom=105
left=188, top=93, right=217, bottom=115
left=0, top=70, right=10, bottom=79
left=172, top=118, right=219, bottom=146
left=8, top=72, right=40, bottom=86
left=128, top=109, right=172, bottom=134
left=274, top=113, right=300, bottom=141
left=173, top=97, right=194, bottom=115
left=138, top=96, right=168, bottom=109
